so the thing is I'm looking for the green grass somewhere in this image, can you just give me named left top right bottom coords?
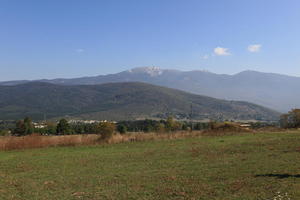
left=1, top=131, right=300, bottom=200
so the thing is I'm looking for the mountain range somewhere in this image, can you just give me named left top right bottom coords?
left=0, top=82, right=279, bottom=121
left=1, top=67, right=299, bottom=112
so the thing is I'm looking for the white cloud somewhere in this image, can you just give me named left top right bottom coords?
left=214, top=47, right=231, bottom=56
left=201, top=54, right=209, bottom=60
left=248, top=44, right=261, bottom=52
left=76, top=48, right=85, bottom=53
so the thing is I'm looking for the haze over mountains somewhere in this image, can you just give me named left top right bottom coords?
left=1, top=67, right=299, bottom=112
left=0, top=82, right=279, bottom=121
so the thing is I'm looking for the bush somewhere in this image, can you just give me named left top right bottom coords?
left=117, top=124, right=127, bottom=134
left=155, top=123, right=165, bottom=133
left=0, top=130, right=11, bottom=136
left=97, top=122, right=116, bottom=139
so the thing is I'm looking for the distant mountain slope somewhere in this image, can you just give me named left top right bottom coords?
left=1, top=67, right=299, bottom=112
left=0, top=82, right=279, bottom=121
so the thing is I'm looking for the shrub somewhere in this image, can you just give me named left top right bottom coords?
left=0, top=130, right=11, bottom=136
left=97, top=122, right=116, bottom=139
left=117, top=124, right=127, bottom=134
left=155, top=123, right=165, bottom=133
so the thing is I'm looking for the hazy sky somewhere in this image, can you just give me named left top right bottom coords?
left=0, top=0, right=300, bottom=81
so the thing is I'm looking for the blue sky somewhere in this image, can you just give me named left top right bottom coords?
left=0, top=0, right=300, bottom=81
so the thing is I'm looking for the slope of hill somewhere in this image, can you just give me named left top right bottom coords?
left=0, top=82, right=279, bottom=121
left=1, top=67, right=299, bottom=112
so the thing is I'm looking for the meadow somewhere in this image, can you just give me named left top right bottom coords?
left=0, top=131, right=300, bottom=200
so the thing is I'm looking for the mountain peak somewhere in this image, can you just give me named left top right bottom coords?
left=235, top=70, right=261, bottom=75
left=127, top=67, right=163, bottom=76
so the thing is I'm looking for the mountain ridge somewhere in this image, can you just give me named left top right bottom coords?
left=1, top=67, right=299, bottom=112
left=0, top=82, right=279, bottom=121
left=3, top=67, right=300, bottom=85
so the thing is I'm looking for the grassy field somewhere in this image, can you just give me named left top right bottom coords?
left=1, top=131, right=300, bottom=200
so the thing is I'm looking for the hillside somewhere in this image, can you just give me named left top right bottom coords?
left=1, top=67, right=299, bottom=112
left=0, top=82, right=279, bottom=121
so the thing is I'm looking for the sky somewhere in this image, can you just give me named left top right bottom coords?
left=0, top=0, right=300, bottom=81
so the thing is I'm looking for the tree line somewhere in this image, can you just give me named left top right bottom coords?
left=0, top=114, right=284, bottom=137
left=10, top=117, right=215, bottom=136
left=13, top=118, right=116, bottom=138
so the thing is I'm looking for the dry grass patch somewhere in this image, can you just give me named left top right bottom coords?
left=1, top=128, right=274, bottom=151
left=0, top=131, right=204, bottom=151
left=107, top=131, right=204, bottom=144
left=0, top=134, right=101, bottom=150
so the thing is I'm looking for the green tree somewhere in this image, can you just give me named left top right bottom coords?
left=182, top=123, right=188, bottom=131
left=280, top=109, right=300, bottom=128
left=46, top=122, right=57, bottom=135
left=56, top=119, right=71, bottom=135
left=291, top=109, right=300, bottom=127
left=24, top=117, right=34, bottom=135
left=14, top=117, right=34, bottom=136
left=165, top=116, right=182, bottom=132
left=165, top=116, right=175, bottom=132
left=14, top=120, right=25, bottom=136
left=117, top=124, right=127, bottom=134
